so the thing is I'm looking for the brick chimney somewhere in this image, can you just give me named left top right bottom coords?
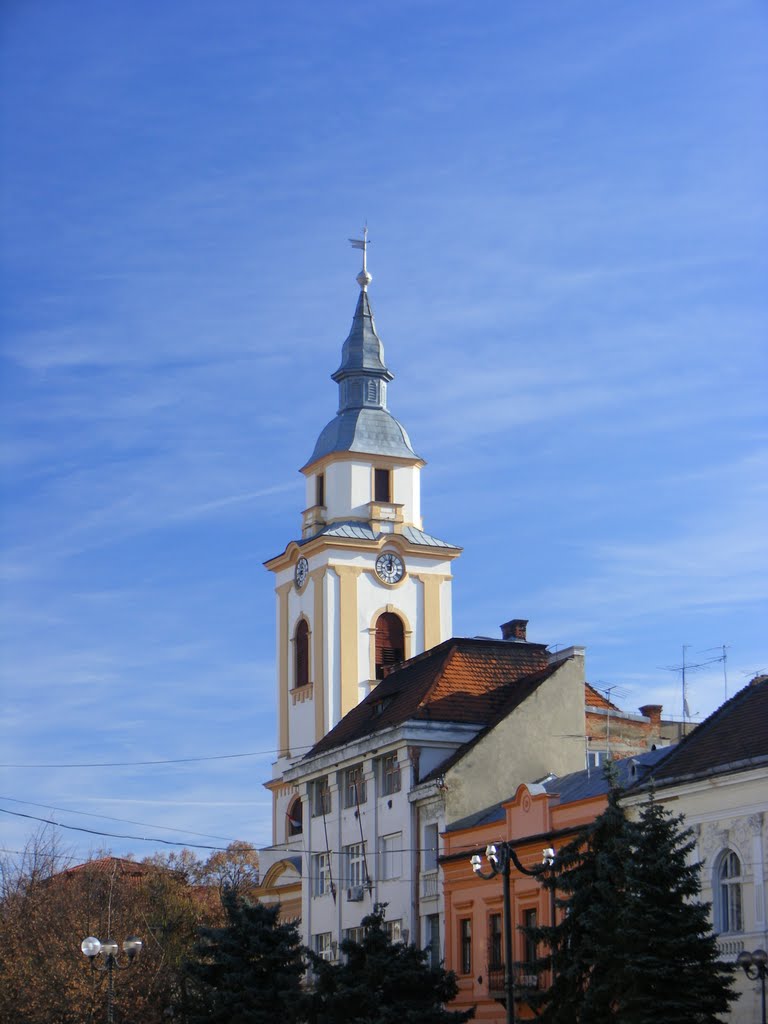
left=501, top=618, right=528, bottom=641
left=639, top=704, right=662, bottom=727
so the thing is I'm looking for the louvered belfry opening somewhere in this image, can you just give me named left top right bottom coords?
left=375, top=612, right=404, bottom=679
left=295, top=619, right=309, bottom=688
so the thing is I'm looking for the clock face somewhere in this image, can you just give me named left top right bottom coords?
left=295, top=556, right=309, bottom=589
left=375, top=551, right=405, bottom=585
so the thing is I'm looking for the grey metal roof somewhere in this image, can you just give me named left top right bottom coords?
left=308, top=407, right=418, bottom=465
left=300, top=520, right=457, bottom=548
left=446, top=802, right=506, bottom=834
left=332, top=290, right=392, bottom=381
left=445, top=748, right=671, bottom=834
left=542, top=747, right=670, bottom=804
left=305, top=286, right=421, bottom=466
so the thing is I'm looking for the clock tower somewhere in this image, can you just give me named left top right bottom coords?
left=263, top=235, right=461, bottom=848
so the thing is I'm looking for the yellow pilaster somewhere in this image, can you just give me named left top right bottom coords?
left=335, top=565, right=362, bottom=717
left=310, top=568, right=326, bottom=741
left=276, top=581, right=292, bottom=756
left=422, top=574, right=443, bottom=651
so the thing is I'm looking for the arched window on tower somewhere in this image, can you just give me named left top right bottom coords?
left=286, top=796, right=303, bottom=838
left=715, top=849, right=743, bottom=933
left=375, top=612, right=404, bottom=679
left=294, top=619, right=310, bottom=689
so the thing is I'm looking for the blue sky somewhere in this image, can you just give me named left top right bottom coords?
left=1, top=0, right=766, bottom=862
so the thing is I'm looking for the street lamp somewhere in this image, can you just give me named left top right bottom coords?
left=737, top=948, right=767, bottom=1024
left=81, top=934, right=142, bottom=1024
left=470, top=844, right=555, bottom=1024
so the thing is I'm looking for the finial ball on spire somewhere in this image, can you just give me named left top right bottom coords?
left=349, top=226, right=372, bottom=291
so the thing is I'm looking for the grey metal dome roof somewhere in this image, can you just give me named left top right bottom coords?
left=308, top=407, right=417, bottom=464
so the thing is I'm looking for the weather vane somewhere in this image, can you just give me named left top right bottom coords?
left=349, top=225, right=372, bottom=291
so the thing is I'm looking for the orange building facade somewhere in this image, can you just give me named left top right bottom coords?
left=441, top=777, right=610, bottom=1023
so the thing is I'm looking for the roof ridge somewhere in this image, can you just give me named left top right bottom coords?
left=651, top=675, right=768, bottom=781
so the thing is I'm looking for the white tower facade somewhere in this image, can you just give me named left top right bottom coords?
left=263, top=242, right=461, bottom=852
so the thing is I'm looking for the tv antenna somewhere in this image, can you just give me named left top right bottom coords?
left=660, top=644, right=730, bottom=720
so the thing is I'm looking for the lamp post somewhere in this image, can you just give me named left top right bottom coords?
left=81, top=935, right=142, bottom=1024
left=470, top=844, right=555, bottom=1024
left=737, top=948, right=767, bottom=1024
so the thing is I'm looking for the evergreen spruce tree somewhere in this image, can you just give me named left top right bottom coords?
left=529, top=781, right=634, bottom=1023
left=183, top=891, right=307, bottom=1024
left=528, top=780, right=737, bottom=1023
left=618, top=793, right=736, bottom=1023
left=309, top=903, right=474, bottom=1024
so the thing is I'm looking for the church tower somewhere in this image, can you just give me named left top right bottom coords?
left=264, top=234, right=461, bottom=774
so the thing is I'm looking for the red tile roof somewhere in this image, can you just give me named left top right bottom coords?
left=305, top=637, right=552, bottom=758
left=585, top=683, right=621, bottom=711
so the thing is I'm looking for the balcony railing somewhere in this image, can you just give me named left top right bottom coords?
left=716, top=935, right=744, bottom=959
left=421, top=871, right=439, bottom=898
left=487, top=961, right=540, bottom=1001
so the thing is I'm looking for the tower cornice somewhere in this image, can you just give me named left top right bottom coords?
left=263, top=531, right=462, bottom=574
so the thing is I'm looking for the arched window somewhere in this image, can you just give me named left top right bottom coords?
left=716, top=849, right=743, bottom=933
left=286, top=796, right=303, bottom=838
left=375, top=612, right=404, bottom=679
left=294, top=620, right=309, bottom=688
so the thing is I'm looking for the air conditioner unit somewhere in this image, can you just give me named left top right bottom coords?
left=347, top=885, right=365, bottom=902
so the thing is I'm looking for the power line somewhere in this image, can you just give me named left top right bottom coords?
left=0, top=804, right=509, bottom=860
left=0, top=806, right=236, bottom=851
left=0, top=796, right=238, bottom=842
left=0, top=743, right=315, bottom=770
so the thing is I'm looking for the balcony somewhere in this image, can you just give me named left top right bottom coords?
left=368, top=500, right=404, bottom=532
left=716, top=933, right=749, bottom=961
left=302, top=504, right=326, bottom=537
left=487, top=962, right=540, bottom=1003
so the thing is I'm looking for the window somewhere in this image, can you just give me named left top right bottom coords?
left=385, top=919, right=403, bottom=942
left=366, top=379, right=378, bottom=403
left=286, top=796, right=303, bottom=837
left=523, top=908, right=538, bottom=968
left=382, top=753, right=401, bottom=795
left=587, top=749, right=608, bottom=769
left=345, top=764, right=367, bottom=807
left=375, top=612, right=404, bottom=679
left=294, top=619, right=309, bottom=689
left=345, top=842, right=367, bottom=887
left=316, top=473, right=325, bottom=508
left=423, top=823, right=439, bottom=872
left=488, top=912, right=502, bottom=969
left=380, top=833, right=402, bottom=880
left=344, top=926, right=365, bottom=946
left=312, top=777, right=331, bottom=817
left=460, top=919, right=472, bottom=975
left=312, top=853, right=333, bottom=897
left=374, top=467, right=391, bottom=502
left=313, top=932, right=334, bottom=960
left=427, top=914, right=440, bottom=968
left=717, top=850, right=743, bottom=933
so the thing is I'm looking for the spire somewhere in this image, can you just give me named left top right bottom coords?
left=332, top=229, right=393, bottom=412
left=302, top=232, right=419, bottom=469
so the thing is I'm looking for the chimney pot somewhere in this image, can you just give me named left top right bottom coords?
left=501, top=618, right=528, bottom=641
left=639, top=704, right=663, bottom=726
